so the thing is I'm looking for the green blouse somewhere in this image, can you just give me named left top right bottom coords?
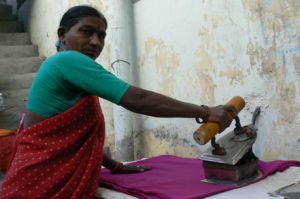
left=27, top=50, right=129, bottom=117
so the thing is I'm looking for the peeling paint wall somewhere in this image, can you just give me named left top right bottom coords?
left=18, top=0, right=300, bottom=161
left=132, top=0, right=300, bottom=161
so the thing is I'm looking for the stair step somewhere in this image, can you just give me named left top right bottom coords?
left=0, top=4, right=40, bottom=130
left=0, top=57, right=43, bottom=74
left=2, top=96, right=27, bottom=109
left=0, top=45, right=39, bottom=58
left=1, top=96, right=26, bottom=109
left=0, top=3, right=40, bottom=130
left=0, top=4, right=12, bottom=16
left=1, top=88, right=29, bottom=99
left=0, top=21, right=23, bottom=33
left=1, top=88, right=30, bottom=115
left=0, top=108, right=23, bottom=130
left=0, top=14, right=17, bottom=21
left=0, top=33, right=30, bottom=45
left=0, top=72, right=36, bottom=90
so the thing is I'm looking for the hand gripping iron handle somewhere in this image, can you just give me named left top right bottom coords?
left=193, top=96, right=246, bottom=145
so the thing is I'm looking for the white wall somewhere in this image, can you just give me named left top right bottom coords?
left=131, top=0, right=300, bottom=160
left=18, top=0, right=300, bottom=161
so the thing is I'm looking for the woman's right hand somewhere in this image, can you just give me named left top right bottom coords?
left=206, top=105, right=237, bottom=132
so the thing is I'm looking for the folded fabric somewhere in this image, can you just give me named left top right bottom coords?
left=100, top=155, right=300, bottom=199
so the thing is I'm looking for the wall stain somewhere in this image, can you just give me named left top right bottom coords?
left=247, top=41, right=262, bottom=69
left=139, top=37, right=179, bottom=95
left=262, top=24, right=278, bottom=75
left=265, top=0, right=300, bottom=21
left=193, top=48, right=216, bottom=104
left=93, top=0, right=105, bottom=11
left=211, top=15, right=223, bottom=28
left=134, top=126, right=202, bottom=159
left=69, top=0, right=104, bottom=10
left=246, top=23, right=278, bottom=76
left=293, top=54, right=300, bottom=76
left=193, top=28, right=225, bottom=103
left=242, top=0, right=300, bottom=22
left=242, top=0, right=260, bottom=11
left=272, top=81, right=298, bottom=125
left=219, top=67, right=245, bottom=85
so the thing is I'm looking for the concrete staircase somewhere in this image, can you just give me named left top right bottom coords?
left=0, top=3, right=43, bottom=130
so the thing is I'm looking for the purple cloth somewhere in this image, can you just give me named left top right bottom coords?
left=99, top=155, right=300, bottom=199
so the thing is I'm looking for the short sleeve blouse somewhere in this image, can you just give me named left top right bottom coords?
left=27, top=50, right=129, bottom=117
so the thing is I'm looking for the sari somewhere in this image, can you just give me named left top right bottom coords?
left=0, top=95, right=105, bottom=199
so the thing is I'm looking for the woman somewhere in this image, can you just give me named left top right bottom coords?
left=0, top=5, right=236, bottom=199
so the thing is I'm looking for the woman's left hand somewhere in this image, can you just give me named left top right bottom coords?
left=111, top=164, right=151, bottom=174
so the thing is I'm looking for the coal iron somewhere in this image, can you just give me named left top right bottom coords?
left=200, top=107, right=261, bottom=186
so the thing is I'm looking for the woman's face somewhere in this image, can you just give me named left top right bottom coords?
left=58, top=16, right=106, bottom=60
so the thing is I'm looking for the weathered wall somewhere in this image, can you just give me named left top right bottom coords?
left=18, top=0, right=300, bottom=161
left=132, top=0, right=300, bottom=161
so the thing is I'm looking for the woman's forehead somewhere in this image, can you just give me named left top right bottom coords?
left=76, top=16, right=106, bottom=29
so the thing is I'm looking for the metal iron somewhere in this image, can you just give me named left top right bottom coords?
left=200, top=107, right=261, bottom=186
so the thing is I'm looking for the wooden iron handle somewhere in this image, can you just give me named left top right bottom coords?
left=193, top=96, right=245, bottom=145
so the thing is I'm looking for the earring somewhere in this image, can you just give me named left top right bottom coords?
left=55, top=40, right=61, bottom=51
left=55, top=40, right=61, bottom=47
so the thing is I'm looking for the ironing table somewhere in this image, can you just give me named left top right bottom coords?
left=97, top=160, right=300, bottom=199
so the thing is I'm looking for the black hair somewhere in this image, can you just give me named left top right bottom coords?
left=59, top=5, right=107, bottom=31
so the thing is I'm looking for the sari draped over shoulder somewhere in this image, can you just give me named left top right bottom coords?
left=0, top=95, right=105, bottom=199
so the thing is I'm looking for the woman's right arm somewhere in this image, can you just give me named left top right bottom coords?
left=119, top=86, right=236, bottom=131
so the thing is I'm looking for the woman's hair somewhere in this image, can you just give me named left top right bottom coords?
left=59, top=5, right=107, bottom=31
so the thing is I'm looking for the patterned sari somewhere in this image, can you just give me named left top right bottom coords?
left=0, top=95, right=105, bottom=199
